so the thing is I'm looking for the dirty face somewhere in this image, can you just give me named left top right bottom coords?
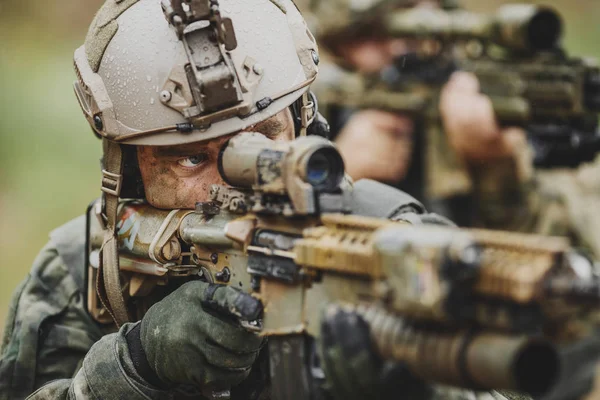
left=334, top=0, right=440, bottom=73
left=138, top=108, right=295, bottom=209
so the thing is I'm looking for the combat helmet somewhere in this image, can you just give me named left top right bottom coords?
left=300, top=0, right=460, bottom=57
left=73, top=0, right=320, bottom=325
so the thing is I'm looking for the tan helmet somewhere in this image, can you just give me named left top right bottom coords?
left=301, top=0, right=460, bottom=56
left=76, top=0, right=319, bottom=326
left=74, top=0, right=319, bottom=146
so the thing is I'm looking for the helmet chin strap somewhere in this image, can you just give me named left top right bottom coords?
left=293, top=91, right=318, bottom=137
left=299, top=92, right=316, bottom=137
left=98, top=139, right=130, bottom=327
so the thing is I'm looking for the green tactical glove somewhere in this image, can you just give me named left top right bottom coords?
left=126, top=280, right=264, bottom=391
left=320, top=304, right=432, bottom=400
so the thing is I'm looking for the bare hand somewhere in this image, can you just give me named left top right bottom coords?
left=439, top=72, right=526, bottom=163
left=335, top=110, right=414, bottom=183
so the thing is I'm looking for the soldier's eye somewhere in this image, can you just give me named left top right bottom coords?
left=177, top=154, right=208, bottom=168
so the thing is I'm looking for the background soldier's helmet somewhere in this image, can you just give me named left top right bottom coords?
left=298, top=0, right=460, bottom=55
left=75, top=0, right=319, bottom=147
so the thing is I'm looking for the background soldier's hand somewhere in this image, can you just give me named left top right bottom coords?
left=320, top=305, right=432, bottom=400
left=439, top=72, right=527, bottom=163
left=127, top=280, right=264, bottom=391
left=335, top=109, right=414, bottom=182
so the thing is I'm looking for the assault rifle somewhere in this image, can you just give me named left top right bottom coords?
left=87, top=133, right=600, bottom=399
left=317, top=4, right=600, bottom=168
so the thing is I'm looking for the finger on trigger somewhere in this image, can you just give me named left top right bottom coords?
left=202, top=284, right=263, bottom=321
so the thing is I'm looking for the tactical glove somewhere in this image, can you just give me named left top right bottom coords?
left=320, top=304, right=432, bottom=400
left=126, top=280, right=264, bottom=391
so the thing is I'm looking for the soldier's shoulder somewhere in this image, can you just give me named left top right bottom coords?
left=2, top=216, right=88, bottom=339
left=0, top=216, right=96, bottom=397
left=573, top=155, right=600, bottom=193
left=350, top=179, right=425, bottom=219
left=537, top=155, right=600, bottom=196
left=17, top=215, right=87, bottom=310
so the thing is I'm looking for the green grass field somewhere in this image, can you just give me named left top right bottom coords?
left=0, top=0, right=599, bottom=331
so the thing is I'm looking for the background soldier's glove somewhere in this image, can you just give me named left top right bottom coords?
left=126, top=280, right=264, bottom=391
left=320, top=305, right=432, bottom=400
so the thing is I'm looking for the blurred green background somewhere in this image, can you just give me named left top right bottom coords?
left=0, top=0, right=104, bottom=328
left=0, top=0, right=599, bottom=331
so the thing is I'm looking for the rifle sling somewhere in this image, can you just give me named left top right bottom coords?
left=98, top=139, right=130, bottom=326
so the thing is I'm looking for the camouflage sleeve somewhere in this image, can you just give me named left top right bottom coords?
left=532, top=157, right=600, bottom=258
left=468, top=155, right=539, bottom=232
left=27, top=323, right=172, bottom=400
left=470, top=154, right=600, bottom=258
left=0, top=241, right=170, bottom=399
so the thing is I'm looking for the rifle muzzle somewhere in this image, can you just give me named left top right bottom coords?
left=360, top=305, right=560, bottom=396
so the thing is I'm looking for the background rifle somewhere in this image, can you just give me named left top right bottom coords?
left=318, top=4, right=600, bottom=168
left=87, top=133, right=600, bottom=399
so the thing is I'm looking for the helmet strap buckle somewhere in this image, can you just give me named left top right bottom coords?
left=101, top=169, right=123, bottom=197
left=299, top=92, right=316, bottom=137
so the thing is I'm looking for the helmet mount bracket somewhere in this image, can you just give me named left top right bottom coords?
left=161, top=0, right=252, bottom=125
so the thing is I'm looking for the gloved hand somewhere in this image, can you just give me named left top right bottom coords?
left=126, top=280, right=264, bottom=391
left=320, top=304, right=432, bottom=400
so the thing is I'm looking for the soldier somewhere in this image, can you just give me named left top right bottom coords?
left=0, top=0, right=493, bottom=399
left=0, top=0, right=314, bottom=398
left=300, top=0, right=540, bottom=228
left=301, top=0, right=600, bottom=262
left=1, top=1, right=596, bottom=400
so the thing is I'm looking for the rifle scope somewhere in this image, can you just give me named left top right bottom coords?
left=218, top=132, right=345, bottom=192
left=385, top=4, right=562, bottom=52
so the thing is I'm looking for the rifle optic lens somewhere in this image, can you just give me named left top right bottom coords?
left=527, top=9, right=562, bottom=51
left=304, top=148, right=345, bottom=191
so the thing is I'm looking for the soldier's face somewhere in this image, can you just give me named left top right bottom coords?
left=137, top=109, right=295, bottom=209
left=336, top=0, right=440, bottom=73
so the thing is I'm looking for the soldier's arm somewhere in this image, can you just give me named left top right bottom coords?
left=25, top=324, right=172, bottom=400
left=437, top=72, right=575, bottom=236
left=470, top=152, right=600, bottom=258
left=531, top=158, right=600, bottom=257
left=0, top=240, right=171, bottom=400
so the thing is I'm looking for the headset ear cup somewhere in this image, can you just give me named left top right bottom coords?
left=291, top=91, right=331, bottom=138
left=307, top=111, right=331, bottom=139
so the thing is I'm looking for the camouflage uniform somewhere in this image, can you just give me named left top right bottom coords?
left=0, top=217, right=130, bottom=400
left=474, top=152, right=600, bottom=259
